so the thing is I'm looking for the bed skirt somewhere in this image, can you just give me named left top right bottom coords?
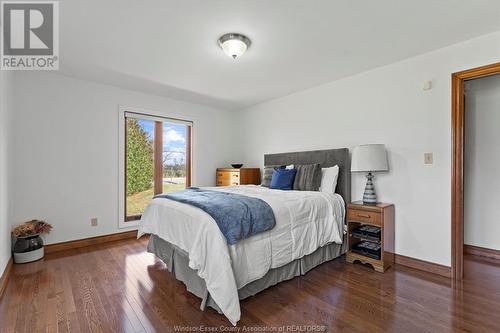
left=147, top=234, right=347, bottom=314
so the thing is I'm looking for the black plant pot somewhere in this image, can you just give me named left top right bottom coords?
left=13, top=234, right=45, bottom=263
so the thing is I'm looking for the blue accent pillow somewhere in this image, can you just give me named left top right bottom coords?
left=270, top=168, right=297, bottom=190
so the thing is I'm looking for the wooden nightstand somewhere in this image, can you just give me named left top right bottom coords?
left=346, top=202, right=395, bottom=272
left=216, top=168, right=261, bottom=186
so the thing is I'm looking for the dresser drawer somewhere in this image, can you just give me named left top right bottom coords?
left=217, top=171, right=239, bottom=178
left=216, top=179, right=228, bottom=186
left=216, top=171, right=240, bottom=186
left=217, top=180, right=239, bottom=186
left=347, top=208, right=381, bottom=226
left=217, top=179, right=240, bottom=186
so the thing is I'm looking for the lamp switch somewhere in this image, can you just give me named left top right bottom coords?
left=424, top=153, right=433, bottom=165
left=91, top=218, right=98, bottom=227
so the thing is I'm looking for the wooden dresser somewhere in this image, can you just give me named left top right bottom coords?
left=346, top=202, right=395, bottom=272
left=216, top=168, right=261, bottom=186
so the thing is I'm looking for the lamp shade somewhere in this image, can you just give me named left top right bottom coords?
left=351, top=144, right=389, bottom=172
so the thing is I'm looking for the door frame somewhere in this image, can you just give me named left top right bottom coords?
left=451, top=61, right=500, bottom=280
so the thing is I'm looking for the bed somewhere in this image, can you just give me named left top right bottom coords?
left=137, top=148, right=351, bottom=325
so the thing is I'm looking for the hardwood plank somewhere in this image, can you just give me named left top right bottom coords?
left=0, top=264, right=23, bottom=333
left=45, top=297, right=58, bottom=333
left=1, top=238, right=500, bottom=332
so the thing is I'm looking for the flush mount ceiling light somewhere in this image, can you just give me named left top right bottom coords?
left=217, top=33, right=251, bottom=59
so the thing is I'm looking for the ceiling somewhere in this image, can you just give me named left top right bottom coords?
left=59, top=0, right=500, bottom=110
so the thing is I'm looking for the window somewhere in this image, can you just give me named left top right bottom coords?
left=123, top=111, right=192, bottom=221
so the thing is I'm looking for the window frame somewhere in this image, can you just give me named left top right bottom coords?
left=118, top=106, right=193, bottom=228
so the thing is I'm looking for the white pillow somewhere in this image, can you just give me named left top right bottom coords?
left=320, top=165, right=339, bottom=193
left=285, top=164, right=294, bottom=169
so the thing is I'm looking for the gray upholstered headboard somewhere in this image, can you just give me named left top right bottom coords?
left=264, top=148, right=351, bottom=203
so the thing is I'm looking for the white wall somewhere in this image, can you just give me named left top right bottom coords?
left=237, top=31, right=500, bottom=266
left=464, top=74, right=500, bottom=251
left=0, top=70, right=13, bottom=274
left=10, top=72, right=238, bottom=244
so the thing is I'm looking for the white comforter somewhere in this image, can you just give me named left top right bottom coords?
left=137, top=185, right=345, bottom=325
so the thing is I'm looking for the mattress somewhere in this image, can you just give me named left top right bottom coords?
left=138, top=185, right=345, bottom=325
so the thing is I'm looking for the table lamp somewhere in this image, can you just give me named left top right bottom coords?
left=351, top=144, right=389, bottom=204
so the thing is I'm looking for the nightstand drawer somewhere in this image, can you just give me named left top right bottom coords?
left=347, top=209, right=381, bottom=226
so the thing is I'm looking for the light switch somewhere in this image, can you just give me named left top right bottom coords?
left=91, top=218, right=98, bottom=226
left=424, top=152, right=433, bottom=165
left=423, top=81, right=432, bottom=90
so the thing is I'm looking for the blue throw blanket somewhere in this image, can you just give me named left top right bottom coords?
left=155, top=188, right=276, bottom=245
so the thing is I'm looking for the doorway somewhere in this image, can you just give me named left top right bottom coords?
left=451, top=62, right=500, bottom=280
left=463, top=74, right=500, bottom=266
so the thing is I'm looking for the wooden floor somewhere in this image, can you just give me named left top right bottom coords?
left=1, top=238, right=500, bottom=333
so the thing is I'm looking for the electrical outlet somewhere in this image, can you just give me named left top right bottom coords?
left=424, top=152, right=433, bottom=165
left=91, top=218, right=98, bottom=227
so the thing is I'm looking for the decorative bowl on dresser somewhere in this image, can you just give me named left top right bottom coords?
left=346, top=201, right=395, bottom=272
left=216, top=168, right=261, bottom=186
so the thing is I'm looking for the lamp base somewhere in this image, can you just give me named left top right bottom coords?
left=362, top=172, right=377, bottom=204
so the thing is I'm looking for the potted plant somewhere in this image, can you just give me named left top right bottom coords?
left=12, top=220, right=53, bottom=263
